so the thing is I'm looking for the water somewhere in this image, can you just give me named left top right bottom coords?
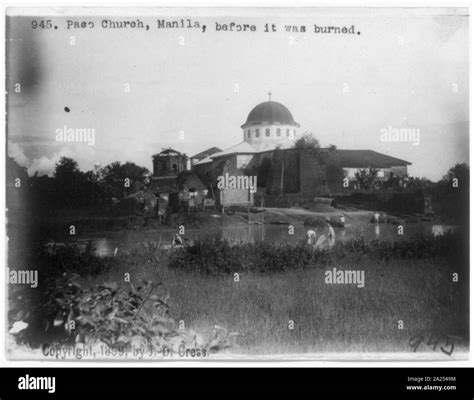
left=63, top=215, right=454, bottom=258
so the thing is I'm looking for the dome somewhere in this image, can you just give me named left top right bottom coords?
left=241, top=101, right=300, bottom=128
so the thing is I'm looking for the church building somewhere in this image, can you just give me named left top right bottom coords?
left=192, top=95, right=411, bottom=205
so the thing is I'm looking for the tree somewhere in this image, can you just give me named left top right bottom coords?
left=101, top=161, right=150, bottom=198
left=432, top=163, right=470, bottom=221
left=354, top=167, right=380, bottom=191
left=52, top=157, right=87, bottom=208
left=442, top=163, right=469, bottom=193
left=48, top=156, right=106, bottom=209
left=54, top=156, right=80, bottom=179
left=294, top=132, right=320, bottom=154
left=6, top=156, right=29, bottom=211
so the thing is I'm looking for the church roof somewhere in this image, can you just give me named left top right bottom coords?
left=191, top=147, right=222, bottom=161
left=194, top=146, right=411, bottom=169
left=337, top=150, right=411, bottom=168
left=209, top=141, right=258, bottom=159
left=194, top=155, right=213, bottom=165
left=241, top=101, right=300, bottom=128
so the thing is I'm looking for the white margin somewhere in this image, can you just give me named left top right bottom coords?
left=0, top=0, right=472, bottom=369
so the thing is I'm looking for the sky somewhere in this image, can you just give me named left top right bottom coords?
left=6, top=7, right=469, bottom=181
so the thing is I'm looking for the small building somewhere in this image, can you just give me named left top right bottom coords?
left=152, top=148, right=187, bottom=177
left=148, top=169, right=208, bottom=211
left=176, top=170, right=208, bottom=209
left=337, top=149, right=411, bottom=181
left=149, top=148, right=189, bottom=204
left=148, top=176, right=178, bottom=202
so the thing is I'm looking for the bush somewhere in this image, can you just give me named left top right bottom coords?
left=169, top=237, right=330, bottom=274
left=39, top=244, right=112, bottom=276
left=16, top=271, right=235, bottom=355
left=304, top=216, right=344, bottom=228
left=169, top=233, right=464, bottom=274
left=44, top=273, right=175, bottom=350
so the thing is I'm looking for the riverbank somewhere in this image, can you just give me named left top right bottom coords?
left=9, top=205, right=454, bottom=260
left=20, top=205, right=433, bottom=240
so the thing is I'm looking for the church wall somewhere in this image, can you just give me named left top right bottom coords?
left=236, top=154, right=255, bottom=169
left=245, top=152, right=272, bottom=170
left=299, top=150, right=328, bottom=196
left=243, top=123, right=297, bottom=144
left=193, top=162, right=214, bottom=183
left=266, top=149, right=300, bottom=194
left=218, top=157, right=254, bottom=206
left=220, top=189, right=253, bottom=207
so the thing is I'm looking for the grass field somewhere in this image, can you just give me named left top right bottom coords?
left=8, top=232, right=469, bottom=358
left=79, top=247, right=468, bottom=355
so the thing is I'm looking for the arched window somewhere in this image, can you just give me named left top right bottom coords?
left=265, top=128, right=270, bottom=137
left=247, top=130, right=251, bottom=139
left=286, top=128, right=290, bottom=137
left=255, top=128, right=260, bottom=138
left=276, top=128, right=281, bottom=137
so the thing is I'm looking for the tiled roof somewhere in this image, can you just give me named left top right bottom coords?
left=194, top=146, right=411, bottom=169
left=210, top=141, right=258, bottom=159
left=191, top=147, right=222, bottom=161
left=337, top=150, right=411, bottom=168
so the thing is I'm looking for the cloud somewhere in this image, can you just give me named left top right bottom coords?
left=27, top=154, right=61, bottom=177
left=8, top=139, right=99, bottom=177
left=8, top=139, right=68, bottom=176
left=7, top=141, right=30, bottom=167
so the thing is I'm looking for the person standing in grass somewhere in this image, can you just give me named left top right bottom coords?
left=339, top=215, right=345, bottom=226
left=171, top=233, right=184, bottom=247
left=326, top=219, right=336, bottom=249
left=374, top=211, right=381, bottom=223
left=306, top=229, right=317, bottom=246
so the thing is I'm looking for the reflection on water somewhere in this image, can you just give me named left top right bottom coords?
left=68, top=218, right=453, bottom=258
